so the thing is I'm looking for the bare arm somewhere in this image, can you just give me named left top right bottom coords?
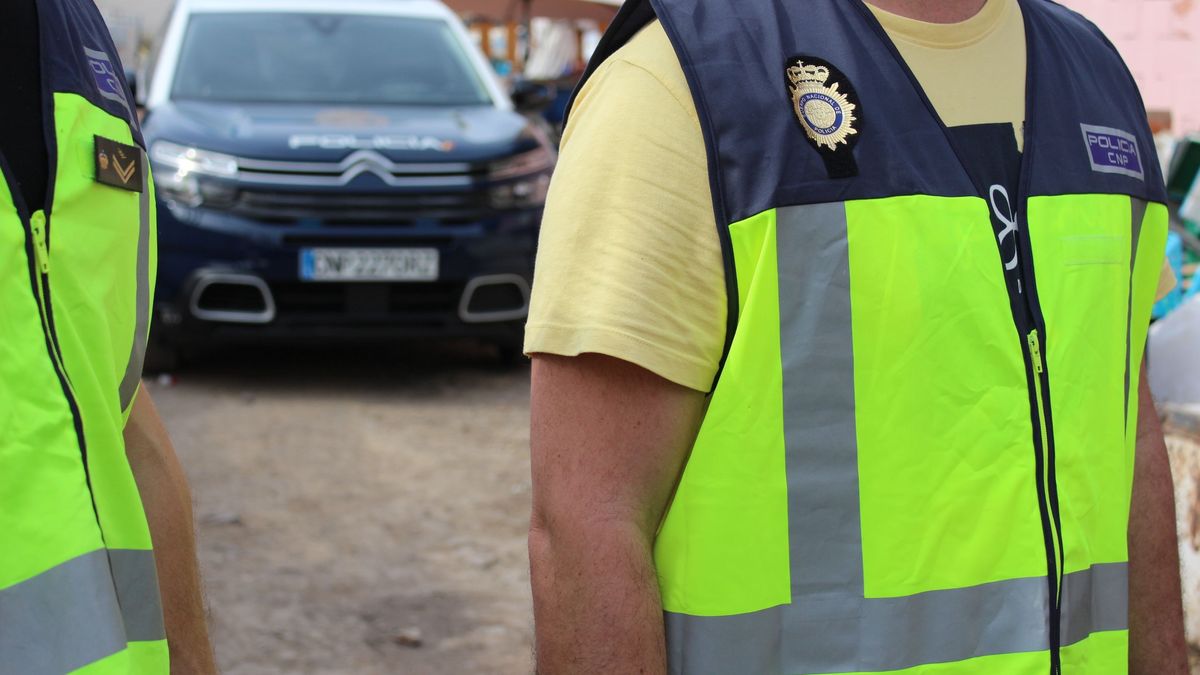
left=1128, top=365, right=1188, bottom=675
left=124, top=386, right=217, bottom=674
left=529, top=354, right=706, bottom=675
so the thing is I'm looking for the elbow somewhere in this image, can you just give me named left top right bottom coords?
left=527, top=497, right=652, bottom=577
left=527, top=519, right=551, bottom=584
left=528, top=501, right=556, bottom=577
left=528, top=498, right=610, bottom=554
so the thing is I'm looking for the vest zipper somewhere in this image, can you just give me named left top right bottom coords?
left=29, top=211, right=66, bottom=375
left=24, top=209, right=94, bottom=495
left=1019, top=316, right=1062, bottom=675
left=1028, top=329, right=1064, bottom=605
left=1015, top=113, right=1065, bottom=674
left=31, top=211, right=50, bottom=274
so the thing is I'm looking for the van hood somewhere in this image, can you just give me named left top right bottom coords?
left=142, top=101, right=536, bottom=163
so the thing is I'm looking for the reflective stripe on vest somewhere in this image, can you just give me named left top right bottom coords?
left=118, top=159, right=154, bottom=411
left=0, top=549, right=164, bottom=675
left=584, top=0, right=1173, bottom=666
left=0, top=2, right=166, bottom=670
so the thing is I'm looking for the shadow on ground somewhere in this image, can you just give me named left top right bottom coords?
left=152, top=338, right=527, bottom=397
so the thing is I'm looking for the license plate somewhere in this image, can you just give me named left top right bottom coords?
left=300, top=248, right=439, bottom=282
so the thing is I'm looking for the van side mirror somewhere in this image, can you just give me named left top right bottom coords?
left=511, top=80, right=554, bottom=114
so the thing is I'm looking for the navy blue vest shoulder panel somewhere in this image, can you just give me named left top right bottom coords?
left=574, top=0, right=1167, bottom=224
left=37, top=0, right=143, bottom=147
left=1020, top=0, right=1166, bottom=202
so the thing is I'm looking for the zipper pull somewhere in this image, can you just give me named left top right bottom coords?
left=30, top=211, right=49, bottom=274
left=1027, top=330, right=1044, bottom=374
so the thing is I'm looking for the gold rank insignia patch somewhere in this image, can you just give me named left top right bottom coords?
left=94, top=135, right=144, bottom=193
left=785, top=55, right=862, bottom=178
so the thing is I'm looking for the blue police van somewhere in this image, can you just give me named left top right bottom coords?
left=139, top=0, right=554, bottom=364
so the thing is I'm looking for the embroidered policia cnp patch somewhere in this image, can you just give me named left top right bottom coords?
left=785, top=55, right=862, bottom=178
left=94, top=136, right=144, bottom=192
left=1080, top=124, right=1144, bottom=181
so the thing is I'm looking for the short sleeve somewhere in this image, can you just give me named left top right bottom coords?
left=523, top=22, right=727, bottom=393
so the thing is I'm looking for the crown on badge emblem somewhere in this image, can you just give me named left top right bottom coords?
left=787, top=63, right=830, bottom=87
left=786, top=57, right=858, bottom=152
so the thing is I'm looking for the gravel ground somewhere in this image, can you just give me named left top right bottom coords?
left=149, top=342, right=535, bottom=675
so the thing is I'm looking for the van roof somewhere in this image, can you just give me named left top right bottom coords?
left=175, top=0, right=457, bottom=21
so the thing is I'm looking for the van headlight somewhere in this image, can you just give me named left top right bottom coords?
left=488, top=145, right=554, bottom=208
left=150, top=141, right=239, bottom=208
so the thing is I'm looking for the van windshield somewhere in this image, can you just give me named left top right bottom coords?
left=171, top=13, right=493, bottom=106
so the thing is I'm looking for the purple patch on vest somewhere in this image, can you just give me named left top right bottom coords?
left=1081, top=124, right=1144, bottom=181
left=88, top=55, right=121, bottom=97
left=83, top=46, right=132, bottom=115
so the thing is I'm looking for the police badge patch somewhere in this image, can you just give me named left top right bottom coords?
left=785, top=56, right=862, bottom=178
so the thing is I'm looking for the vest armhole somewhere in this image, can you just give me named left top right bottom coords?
left=566, top=0, right=740, bottom=394
left=648, top=3, right=739, bottom=394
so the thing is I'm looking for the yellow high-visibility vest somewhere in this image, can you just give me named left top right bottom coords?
left=0, top=1, right=165, bottom=672
left=574, top=0, right=1170, bottom=672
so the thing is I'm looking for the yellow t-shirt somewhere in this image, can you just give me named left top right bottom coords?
left=525, top=0, right=1175, bottom=392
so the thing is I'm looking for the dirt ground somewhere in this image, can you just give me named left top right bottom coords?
left=149, top=342, right=535, bottom=675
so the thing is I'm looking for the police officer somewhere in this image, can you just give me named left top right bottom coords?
left=527, top=0, right=1189, bottom=672
left=1, top=1, right=214, bottom=672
